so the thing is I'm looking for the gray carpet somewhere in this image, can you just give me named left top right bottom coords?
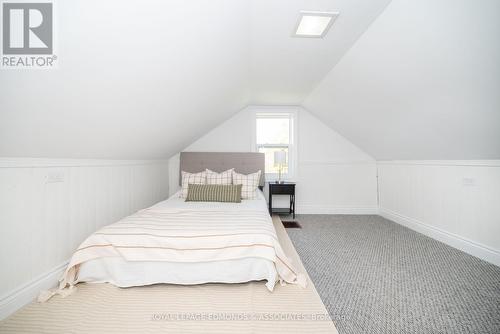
left=285, top=215, right=500, bottom=334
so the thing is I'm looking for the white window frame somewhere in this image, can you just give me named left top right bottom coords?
left=251, top=106, right=298, bottom=182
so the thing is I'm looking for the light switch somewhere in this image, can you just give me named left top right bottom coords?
left=462, top=177, right=476, bottom=187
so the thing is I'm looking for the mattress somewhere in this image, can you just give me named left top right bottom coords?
left=75, top=190, right=283, bottom=291
left=78, top=256, right=277, bottom=290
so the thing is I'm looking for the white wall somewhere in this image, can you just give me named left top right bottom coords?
left=378, top=161, right=500, bottom=266
left=169, top=106, right=378, bottom=214
left=0, top=158, right=169, bottom=319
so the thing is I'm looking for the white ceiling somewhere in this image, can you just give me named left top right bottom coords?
left=304, top=0, right=500, bottom=159
left=0, top=0, right=390, bottom=159
left=247, top=0, right=391, bottom=104
left=2, top=0, right=497, bottom=160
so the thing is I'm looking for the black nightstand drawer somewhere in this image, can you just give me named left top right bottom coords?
left=269, top=184, right=295, bottom=194
left=268, top=182, right=296, bottom=219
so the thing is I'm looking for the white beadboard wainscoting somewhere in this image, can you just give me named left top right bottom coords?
left=293, top=161, right=378, bottom=214
left=377, top=161, right=500, bottom=267
left=0, top=158, right=169, bottom=319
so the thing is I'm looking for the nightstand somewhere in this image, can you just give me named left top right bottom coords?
left=268, top=182, right=296, bottom=219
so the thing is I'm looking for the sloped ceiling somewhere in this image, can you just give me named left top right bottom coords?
left=4, top=0, right=496, bottom=160
left=303, top=0, right=500, bottom=159
left=248, top=0, right=391, bottom=104
left=0, top=0, right=390, bottom=159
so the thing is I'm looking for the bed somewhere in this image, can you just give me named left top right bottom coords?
left=5, top=153, right=339, bottom=333
left=4, top=215, right=338, bottom=334
left=76, top=189, right=285, bottom=291
left=45, top=152, right=304, bottom=300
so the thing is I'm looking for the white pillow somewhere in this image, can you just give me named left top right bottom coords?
left=206, top=168, right=234, bottom=185
left=232, top=170, right=261, bottom=200
left=180, top=171, right=206, bottom=198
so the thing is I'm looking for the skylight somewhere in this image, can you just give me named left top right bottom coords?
left=294, top=11, right=339, bottom=38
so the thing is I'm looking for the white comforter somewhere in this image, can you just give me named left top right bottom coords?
left=73, top=190, right=302, bottom=292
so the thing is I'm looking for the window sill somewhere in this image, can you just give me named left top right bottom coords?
left=265, top=176, right=294, bottom=183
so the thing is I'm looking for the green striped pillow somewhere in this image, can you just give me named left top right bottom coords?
left=185, top=184, right=242, bottom=203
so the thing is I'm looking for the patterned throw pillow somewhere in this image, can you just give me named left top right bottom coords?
left=185, top=184, right=242, bottom=203
left=232, top=170, right=261, bottom=200
left=206, top=168, right=234, bottom=185
left=180, top=171, right=206, bottom=198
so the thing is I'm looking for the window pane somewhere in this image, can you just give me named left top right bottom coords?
left=256, top=118, right=289, bottom=145
left=258, top=146, right=289, bottom=174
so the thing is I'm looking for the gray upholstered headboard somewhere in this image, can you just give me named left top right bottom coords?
left=179, top=152, right=265, bottom=188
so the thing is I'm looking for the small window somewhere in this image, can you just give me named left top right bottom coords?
left=255, top=112, right=295, bottom=180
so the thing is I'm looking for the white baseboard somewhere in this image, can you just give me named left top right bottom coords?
left=380, top=208, right=500, bottom=267
left=297, top=205, right=379, bottom=215
left=0, top=261, right=68, bottom=320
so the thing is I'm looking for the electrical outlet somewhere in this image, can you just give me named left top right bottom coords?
left=46, top=170, right=65, bottom=183
left=462, top=177, right=476, bottom=187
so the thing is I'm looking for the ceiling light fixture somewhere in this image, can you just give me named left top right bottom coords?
left=293, top=11, right=339, bottom=38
